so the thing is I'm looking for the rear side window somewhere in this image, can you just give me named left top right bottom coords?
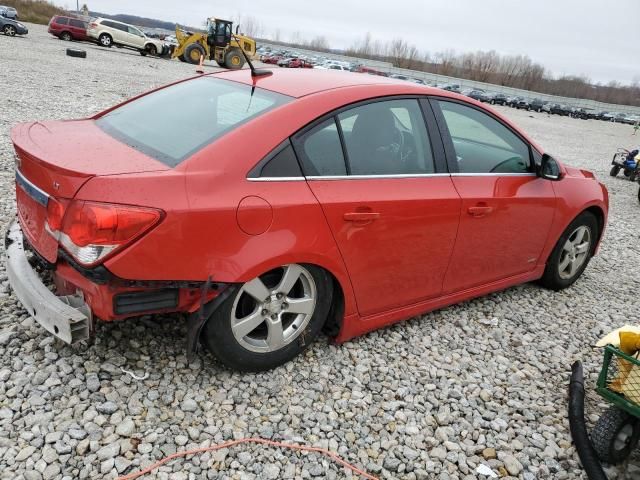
left=96, top=77, right=291, bottom=167
left=294, top=119, right=346, bottom=176
left=56, top=17, right=69, bottom=25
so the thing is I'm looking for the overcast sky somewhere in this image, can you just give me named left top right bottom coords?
left=66, top=0, right=638, bottom=84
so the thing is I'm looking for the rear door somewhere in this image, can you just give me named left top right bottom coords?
left=292, top=98, right=461, bottom=317
left=431, top=99, right=556, bottom=293
left=68, top=18, right=86, bottom=40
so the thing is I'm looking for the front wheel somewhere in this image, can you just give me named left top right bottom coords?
left=224, top=48, right=245, bottom=69
left=592, top=407, right=640, bottom=464
left=539, top=211, right=598, bottom=290
left=145, top=44, right=157, bottom=56
left=610, top=165, right=620, bottom=177
left=201, top=264, right=333, bottom=371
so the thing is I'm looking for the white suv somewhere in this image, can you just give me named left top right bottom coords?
left=87, top=18, right=166, bottom=56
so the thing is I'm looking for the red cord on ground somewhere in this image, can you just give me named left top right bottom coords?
left=117, top=437, right=380, bottom=480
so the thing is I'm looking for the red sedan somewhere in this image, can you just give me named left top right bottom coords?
left=6, top=69, right=608, bottom=371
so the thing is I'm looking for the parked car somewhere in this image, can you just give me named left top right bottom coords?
left=277, top=58, right=293, bottom=67
left=549, top=103, right=571, bottom=116
left=287, top=58, right=313, bottom=69
left=0, top=5, right=17, bottom=19
left=409, top=78, right=426, bottom=85
left=0, top=16, right=26, bottom=36
left=441, top=84, right=461, bottom=93
left=261, top=55, right=282, bottom=65
left=48, top=15, right=89, bottom=42
left=462, top=89, right=488, bottom=102
left=529, top=98, right=546, bottom=112
left=87, top=18, right=166, bottom=56
left=571, top=108, right=594, bottom=120
left=6, top=70, right=608, bottom=371
left=612, top=113, right=627, bottom=123
left=488, top=93, right=508, bottom=105
left=514, top=97, right=531, bottom=110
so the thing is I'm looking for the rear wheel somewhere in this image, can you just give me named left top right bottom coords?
left=184, top=43, right=206, bottom=64
left=592, top=407, right=640, bottom=464
left=3, top=25, right=16, bottom=36
left=610, top=165, right=620, bottom=177
left=224, top=48, right=245, bottom=70
left=98, top=33, right=112, bottom=47
left=202, top=264, right=332, bottom=371
left=539, top=212, right=597, bottom=290
left=60, top=31, right=72, bottom=41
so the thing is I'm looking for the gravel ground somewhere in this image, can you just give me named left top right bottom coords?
left=1, top=24, right=640, bottom=480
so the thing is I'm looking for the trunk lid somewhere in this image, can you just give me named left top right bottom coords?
left=11, top=120, right=169, bottom=262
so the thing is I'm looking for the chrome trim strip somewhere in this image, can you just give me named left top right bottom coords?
left=15, top=170, right=49, bottom=206
left=247, top=177, right=305, bottom=182
left=450, top=173, right=537, bottom=177
left=306, top=173, right=451, bottom=180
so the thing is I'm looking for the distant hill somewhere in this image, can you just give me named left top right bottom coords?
left=2, top=0, right=64, bottom=24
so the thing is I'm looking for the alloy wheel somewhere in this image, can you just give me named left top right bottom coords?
left=4, top=25, right=16, bottom=36
left=230, top=264, right=317, bottom=353
left=558, top=225, right=591, bottom=279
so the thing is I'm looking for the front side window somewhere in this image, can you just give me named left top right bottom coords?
left=70, top=19, right=85, bottom=28
left=437, top=101, right=531, bottom=174
left=97, top=77, right=291, bottom=167
left=338, top=99, right=435, bottom=175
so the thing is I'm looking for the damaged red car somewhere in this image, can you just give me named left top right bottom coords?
left=6, top=69, right=608, bottom=371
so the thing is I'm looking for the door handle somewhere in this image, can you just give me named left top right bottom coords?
left=343, top=212, right=380, bottom=222
left=467, top=205, right=494, bottom=217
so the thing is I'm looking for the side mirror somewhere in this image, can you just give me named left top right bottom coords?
left=539, top=153, right=562, bottom=181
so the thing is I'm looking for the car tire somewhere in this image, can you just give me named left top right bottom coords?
left=201, top=264, right=333, bottom=372
left=610, top=165, right=620, bottom=177
left=184, top=43, right=206, bottom=64
left=139, top=50, right=147, bottom=56
left=3, top=24, right=16, bottom=36
left=539, top=211, right=598, bottom=291
left=60, top=31, right=72, bottom=41
left=66, top=48, right=86, bottom=58
left=591, top=407, right=640, bottom=465
left=630, top=172, right=637, bottom=182
left=145, top=44, right=157, bottom=56
left=98, top=33, right=112, bottom=47
left=224, top=48, right=245, bottom=70
left=177, top=54, right=186, bottom=62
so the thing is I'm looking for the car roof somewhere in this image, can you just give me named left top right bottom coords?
left=214, top=68, right=437, bottom=98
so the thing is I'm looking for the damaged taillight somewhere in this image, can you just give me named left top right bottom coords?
left=47, top=200, right=163, bottom=267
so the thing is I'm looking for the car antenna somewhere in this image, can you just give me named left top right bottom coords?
left=232, top=34, right=272, bottom=77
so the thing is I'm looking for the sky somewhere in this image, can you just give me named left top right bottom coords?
left=62, top=0, right=638, bottom=84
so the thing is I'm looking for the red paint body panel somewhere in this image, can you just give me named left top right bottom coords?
left=443, top=175, right=556, bottom=292
left=9, top=69, right=608, bottom=342
left=306, top=177, right=461, bottom=316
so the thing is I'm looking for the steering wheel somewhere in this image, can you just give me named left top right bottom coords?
left=490, top=156, right=527, bottom=173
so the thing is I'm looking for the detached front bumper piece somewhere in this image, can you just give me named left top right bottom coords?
left=5, top=221, right=91, bottom=343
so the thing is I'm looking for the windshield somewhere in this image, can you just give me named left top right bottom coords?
left=96, top=77, right=291, bottom=167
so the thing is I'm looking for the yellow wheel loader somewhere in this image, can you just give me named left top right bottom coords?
left=172, top=18, right=256, bottom=69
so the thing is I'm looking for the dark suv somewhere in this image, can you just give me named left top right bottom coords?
left=48, top=15, right=89, bottom=41
left=529, top=99, right=546, bottom=112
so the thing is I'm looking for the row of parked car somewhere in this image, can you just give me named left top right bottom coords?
left=256, top=47, right=639, bottom=123
left=439, top=85, right=640, bottom=123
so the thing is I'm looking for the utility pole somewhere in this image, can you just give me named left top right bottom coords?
left=76, top=0, right=79, bottom=13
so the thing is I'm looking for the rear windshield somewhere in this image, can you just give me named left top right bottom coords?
left=96, top=77, right=291, bottom=167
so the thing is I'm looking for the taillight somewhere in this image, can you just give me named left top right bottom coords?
left=47, top=200, right=163, bottom=267
left=46, top=197, right=69, bottom=232
left=89, top=22, right=97, bottom=28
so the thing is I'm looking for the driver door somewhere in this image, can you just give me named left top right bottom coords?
left=431, top=99, right=556, bottom=293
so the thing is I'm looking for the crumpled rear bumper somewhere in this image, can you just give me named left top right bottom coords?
left=4, top=220, right=91, bottom=344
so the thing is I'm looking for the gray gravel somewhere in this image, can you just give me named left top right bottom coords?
left=2, top=24, right=640, bottom=479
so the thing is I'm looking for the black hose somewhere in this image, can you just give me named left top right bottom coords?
left=568, top=361, right=608, bottom=480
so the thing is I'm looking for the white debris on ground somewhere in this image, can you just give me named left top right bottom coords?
left=1, top=23, right=640, bottom=480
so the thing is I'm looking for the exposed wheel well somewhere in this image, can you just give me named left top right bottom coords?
left=319, top=268, right=344, bottom=338
left=584, top=206, right=605, bottom=251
